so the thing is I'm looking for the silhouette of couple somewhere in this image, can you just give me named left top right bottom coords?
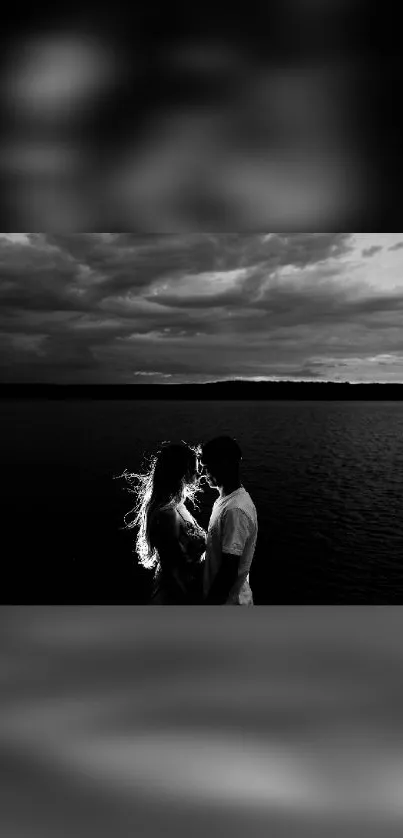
left=124, top=436, right=258, bottom=604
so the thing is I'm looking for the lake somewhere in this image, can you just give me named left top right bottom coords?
left=1, top=399, right=403, bottom=603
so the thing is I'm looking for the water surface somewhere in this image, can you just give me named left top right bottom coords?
left=1, top=399, right=403, bottom=603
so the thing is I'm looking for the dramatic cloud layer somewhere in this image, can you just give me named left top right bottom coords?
left=1, top=232, right=403, bottom=383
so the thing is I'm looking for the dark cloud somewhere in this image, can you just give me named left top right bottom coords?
left=41, top=233, right=353, bottom=302
left=0, top=235, right=93, bottom=313
left=388, top=241, right=403, bottom=251
left=264, top=233, right=353, bottom=268
left=40, top=234, right=226, bottom=302
left=362, top=246, right=382, bottom=257
left=144, top=234, right=353, bottom=310
left=1, top=232, right=402, bottom=383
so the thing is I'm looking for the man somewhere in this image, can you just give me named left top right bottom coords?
left=199, top=436, right=258, bottom=605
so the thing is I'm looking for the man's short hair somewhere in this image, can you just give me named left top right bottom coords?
left=201, top=436, right=242, bottom=465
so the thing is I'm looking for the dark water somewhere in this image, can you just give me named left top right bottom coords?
left=1, top=399, right=403, bottom=603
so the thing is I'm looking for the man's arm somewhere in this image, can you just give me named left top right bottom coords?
left=204, top=551, right=240, bottom=604
left=205, top=507, right=250, bottom=604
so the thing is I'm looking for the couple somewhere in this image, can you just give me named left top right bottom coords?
left=125, top=436, right=258, bottom=604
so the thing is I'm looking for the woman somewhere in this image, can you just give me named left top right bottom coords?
left=122, top=442, right=206, bottom=604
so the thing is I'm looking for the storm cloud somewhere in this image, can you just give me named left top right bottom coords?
left=1, top=232, right=403, bottom=383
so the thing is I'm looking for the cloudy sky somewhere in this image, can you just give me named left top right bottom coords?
left=1, top=232, right=403, bottom=384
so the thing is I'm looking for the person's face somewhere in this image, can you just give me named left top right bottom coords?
left=199, top=459, right=220, bottom=488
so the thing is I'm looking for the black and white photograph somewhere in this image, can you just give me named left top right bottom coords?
left=2, top=3, right=403, bottom=836
left=2, top=232, right=403, bottom=605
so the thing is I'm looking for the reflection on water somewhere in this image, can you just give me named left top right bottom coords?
left=1, top=606, right=403, bottom=836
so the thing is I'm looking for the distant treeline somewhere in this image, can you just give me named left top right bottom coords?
left=2, top=381, right=403, bottom=400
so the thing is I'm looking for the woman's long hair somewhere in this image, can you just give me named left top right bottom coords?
left=118, top=441, right=203, bottom=575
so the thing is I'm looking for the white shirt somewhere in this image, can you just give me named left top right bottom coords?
left=203, top=486, right=258, bottom=605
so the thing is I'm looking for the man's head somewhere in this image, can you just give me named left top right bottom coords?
left=200, top=436, right=242, bottom=489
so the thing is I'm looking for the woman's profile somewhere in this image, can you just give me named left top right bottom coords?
left=121, top=442, right=206, bottom=604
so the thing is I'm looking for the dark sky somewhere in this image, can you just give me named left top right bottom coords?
left=1, top=232, right=403, bottom=384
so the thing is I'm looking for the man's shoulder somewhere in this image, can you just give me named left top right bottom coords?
left=225, top=490, right=256, bottom=515
left=222, top=504, right=256, bottom=530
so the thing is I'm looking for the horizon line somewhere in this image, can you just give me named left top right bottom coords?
left=3, top=379, right=403, bottom=386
